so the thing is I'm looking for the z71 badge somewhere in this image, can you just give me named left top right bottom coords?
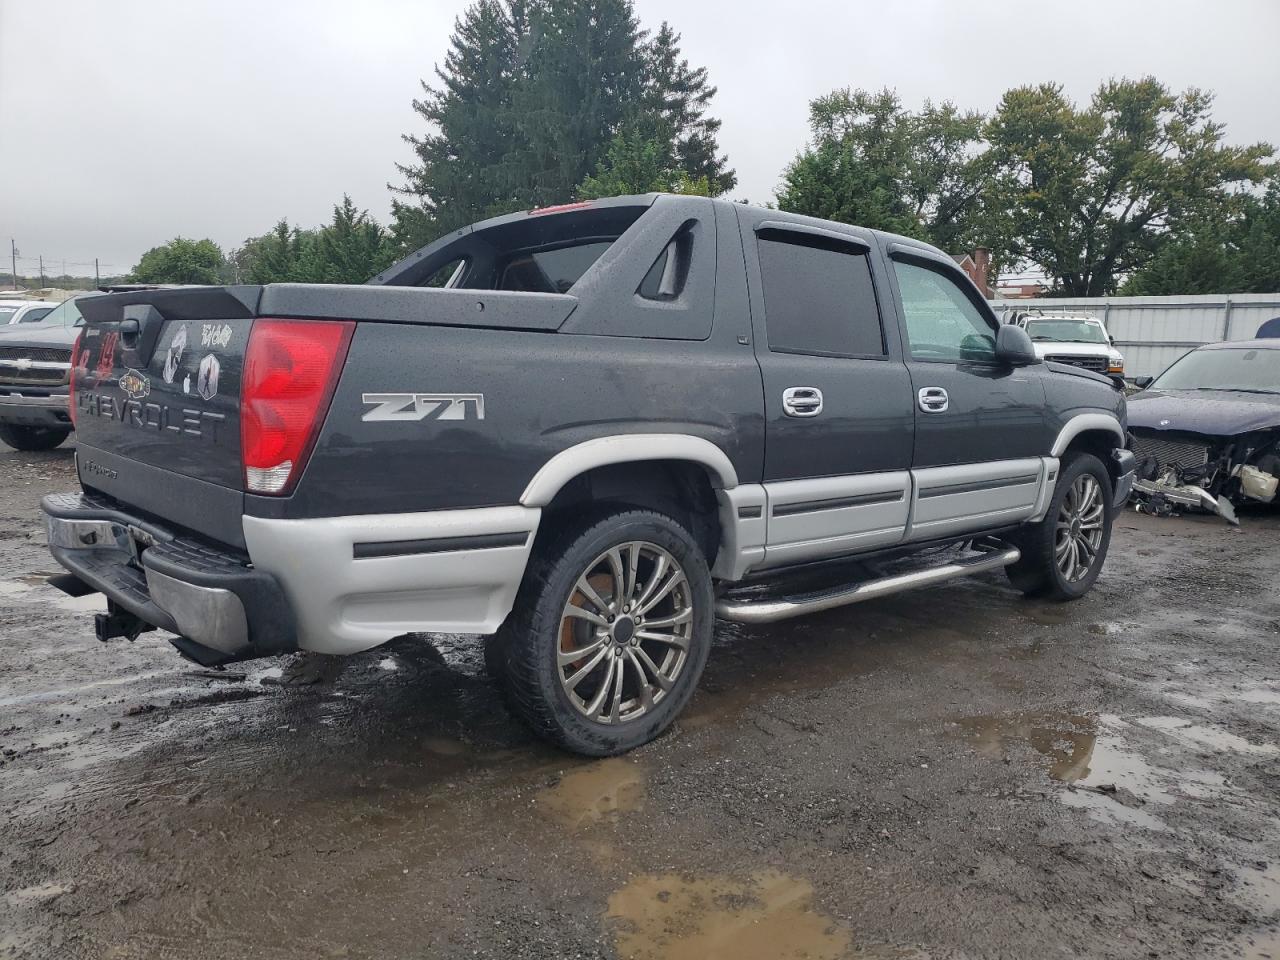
left=361, top=393, right=485, bottom=422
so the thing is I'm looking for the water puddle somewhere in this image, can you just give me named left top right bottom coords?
left=6, top=882, right=74, bottom=905
left=1023, top=605, right=1072, bottom=627
left=1058, top=787, right=1168, bottom=832
left=1236, top=861, right=1280, bottom=916
left=953, top=712, right=1175, bottom=802
left=0, top=576, right=103, bottom=613
left=422, top=736, right=469, bottom=757
left=0, top=668, right=183, bottom=708
left=1134, top=716, right=1279, bottom=756
left=1233, top=922, right=1280, bottom=960
left=606, top=870, right=852, bottom=960
left=538, top=757, right=645, bottom=828
left=1236, top=688, right=1280, bottom=707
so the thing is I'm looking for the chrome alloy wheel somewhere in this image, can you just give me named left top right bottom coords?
left=556, top=541, right=693, bottom=724
left=1055, top=473, right=1105, bottom=583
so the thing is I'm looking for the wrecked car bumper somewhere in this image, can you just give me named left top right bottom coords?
left=1127, top=425, right=1278, bottom=523
left=1131, top=478, right=1239, bottom=525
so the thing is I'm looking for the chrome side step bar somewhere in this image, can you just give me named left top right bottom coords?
left=714, top=544, right=1021, bottom=625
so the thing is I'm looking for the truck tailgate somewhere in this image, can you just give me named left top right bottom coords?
left=72, top=287, right=258, bottom=541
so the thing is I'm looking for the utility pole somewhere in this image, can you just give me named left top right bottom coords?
left=9, top=239, right=16, bottom=291
left=95, top=258, right=100, bottom=288
left=38, top=255, right=45, bottom=289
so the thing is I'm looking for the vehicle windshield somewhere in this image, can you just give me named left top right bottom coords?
left=27, top=298, right=86, bottom=328
left=1151, top=347, right=1280, bottom=394
left=1024, top=319, right=1109, bottom=344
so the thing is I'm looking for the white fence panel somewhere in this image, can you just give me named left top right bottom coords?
left=991, top=294, right=1280, bottom=378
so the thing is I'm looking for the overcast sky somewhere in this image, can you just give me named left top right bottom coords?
left=2, top=0, right=1278, bottom=276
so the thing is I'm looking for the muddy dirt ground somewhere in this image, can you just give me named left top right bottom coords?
left=1, top=445, right=1277, bottom=960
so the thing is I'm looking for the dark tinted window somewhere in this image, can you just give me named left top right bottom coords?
left=19, top=307, right=52, bottom=323
left=637, top=229, right=693, bottom=302
left=496, top=241, right=613, bottom=293
left=758, top=236, right=884, bottom=357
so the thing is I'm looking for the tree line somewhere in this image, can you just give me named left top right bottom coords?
left=128, top=0, right=1278, bottom=296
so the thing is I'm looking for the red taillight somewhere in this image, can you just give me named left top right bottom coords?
left=241, top=318, right=354, bottom=495
left=68, top=331, right=85, bottom=427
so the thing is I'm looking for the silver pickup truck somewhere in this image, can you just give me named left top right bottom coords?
left=0, top=297, right=86, bottom=450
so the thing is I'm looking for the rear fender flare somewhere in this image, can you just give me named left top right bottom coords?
left=519, top=434, right=738, bottom=507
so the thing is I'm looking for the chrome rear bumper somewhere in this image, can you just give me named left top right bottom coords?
left=42, top=493, right=296, bottom=664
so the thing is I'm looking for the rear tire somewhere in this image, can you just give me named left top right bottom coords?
left=1006, top=451, right=1113, bottom=601
left=0, top=424, right=71, bottom=451
left=494, top=508, right=713, bottom=756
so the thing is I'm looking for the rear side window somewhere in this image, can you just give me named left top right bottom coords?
left=758, top=235, right=884, bottom=357
left=20, top=307, right=52, bottom=323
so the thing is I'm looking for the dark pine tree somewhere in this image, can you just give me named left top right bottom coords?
left=392, top=0, right=536, bottom=248
left=639, top=22, right=735, bottom=195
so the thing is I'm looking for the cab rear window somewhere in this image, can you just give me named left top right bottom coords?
left=390, top=203, right=648, bottom=292
left=495, top=241, right=615, bottom=293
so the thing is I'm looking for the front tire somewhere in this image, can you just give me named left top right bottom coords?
left=0, top=423, right=71, bottom=451
left=1007, top=452, right=1113, bottom=600
left=494, top=508, right=713, bottom=756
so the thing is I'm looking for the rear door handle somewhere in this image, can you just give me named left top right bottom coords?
left=917, top=387, right=949, bottom=413
left=782, top=386, right=823, bottom=418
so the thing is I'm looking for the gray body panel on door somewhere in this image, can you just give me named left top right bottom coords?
left=737, top=206, right=918, bottom=568
left=737, top=222, right=1083, bottom=572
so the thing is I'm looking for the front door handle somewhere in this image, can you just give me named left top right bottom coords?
left=782, top=386, right=823, bottom=418
left=918, top=386, right=949, bottom=413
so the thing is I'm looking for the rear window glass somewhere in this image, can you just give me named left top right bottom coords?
left=496, top=241, right=613, bottom=293
left=0, top=307, right=18, bottom=323
left=396, top=203, right=647, bottom=292
left=758, top=235, right=884, bottom=357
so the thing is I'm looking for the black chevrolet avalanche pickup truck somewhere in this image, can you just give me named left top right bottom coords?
left=43, top=195, right=1135, bottom=755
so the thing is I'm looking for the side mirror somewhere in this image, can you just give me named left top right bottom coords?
left=995, top=323, right=1041, bottom=366
left=1133, top=376, right=1153, bottom=389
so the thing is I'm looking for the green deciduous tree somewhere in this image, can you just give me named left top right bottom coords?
left=987, top=78, right=1273, bottom=295
left=776, top=88, right=997, bottom=263
left=1123, top=175, right=1280, bottom=294
left=128, top=238, right=226, bottom=285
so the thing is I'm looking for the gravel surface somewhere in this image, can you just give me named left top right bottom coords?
left=1, top=444, right=1277, bottom=959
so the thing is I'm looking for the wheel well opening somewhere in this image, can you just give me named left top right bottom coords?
left=1064, top=429, right=1122, bottom=485
left=539, top=460, right=722, bottom=564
